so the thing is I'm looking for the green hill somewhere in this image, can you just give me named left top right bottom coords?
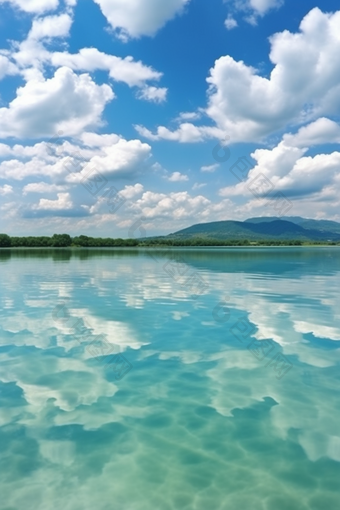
left=246, top=216, right=340, bottom=234
left=166, top=218, right=340, bottom=242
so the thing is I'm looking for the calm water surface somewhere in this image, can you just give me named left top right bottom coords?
left=0, top=248, right=339, bottom=510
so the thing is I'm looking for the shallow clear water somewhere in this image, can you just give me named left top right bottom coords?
left=0, top=247, right=339, bottom=510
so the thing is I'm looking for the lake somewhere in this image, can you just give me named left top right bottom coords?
left=0, top=247, right=339, bottom=510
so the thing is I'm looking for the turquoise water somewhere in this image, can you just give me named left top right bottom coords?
left=0, top=247, right=339, bottom=510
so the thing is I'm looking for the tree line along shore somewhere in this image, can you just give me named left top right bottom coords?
left=1, top=233, right=340, bottom=248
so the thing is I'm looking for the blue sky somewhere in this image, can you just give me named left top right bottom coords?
left=0, top=0, right=340, bottom=237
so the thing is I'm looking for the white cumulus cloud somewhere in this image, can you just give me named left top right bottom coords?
left=207, top=8, right=340, bottom=142
left=145, top=8, right=340, bottom=145
left=0, top=184, right=13, bottom=195
left=250, top=0, right=283, bottom=15
left=201, top=164, right=219, bottom=173
left=23, top=182, right=65, bottom=195
left=225, top=15, right=238, bottom=30
left=225, top=0, right=284, bottom=25
left=167, top=172, right=189, bottom=182
left=137, top=86, right=167, bottom=103
left=219, top=118, right=340, bottom=223
left=33, top=192, right=73, bottom=210
left=93, top=0, right=191, bottom=39
left=0, top=0, right=58, bottom=13
left=50, top=47, right=163, bottom=88
left=28, top=13, right=73, bottom=40
left=0, top=67, right=114, bottom=139
left=0, top=55, right=18, bottom=80
left=135, top=123, right=224, bottom=143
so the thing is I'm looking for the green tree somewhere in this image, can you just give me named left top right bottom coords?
left=51, top=234, right=72, bottom=247
left=0, top=234, right=11, bottom=247
left=72, top=235, right=90, bottom=247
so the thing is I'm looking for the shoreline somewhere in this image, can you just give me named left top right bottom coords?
left=1, top=244, right=340, bottom=250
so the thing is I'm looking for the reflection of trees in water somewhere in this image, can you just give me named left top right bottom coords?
left=0, top=247, right=140, bottom=261
left=0, top=246, right=339, bottom=278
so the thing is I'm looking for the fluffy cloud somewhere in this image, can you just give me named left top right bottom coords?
left=24, top=192, right=90, bottom=217
left=218, top=119, right=340, bottom=220
left=0, top=134, right=152, bottom=182
left=79, top=132, right=120, bottom=148
left=206, top=8, right=340, bottom=142
left=225, top=15, right=238, bottom=30
left=131, top=190, right=210, bottom=221
left=0, top=67, right=114, bottom=138
left=76, top=139, right=152, bottom=179
left=137, top=86, right=167, bottom=103
left=192, top=182, right=207, bottom=190
left=201, top=164, right=219, bottom=173
left=93, top=0, right=191, bottom=39
left=28, top=13, right=73, bottom=40
left=176, top=111, right=201, bottom=122
left=23, top=182, right=65, bottom=195
left=7, top=14, right=73, bottom=75
left=135, top=123, right=224, bottom=143
left=283, top=117, right=340, bottom=148
left=2, top=16, right=166, bottom=101
left=167, top=172, right=189, bottom=182
left=0, top=184, right=13, bottom=195
left=225, top=0, right=284, bottom=25
left=2, top=186, right=234, bottom=237
left=119, top=184, right=144, bottom=200
left=0, top=0, right=58, bottom=13
left=249, top=0, right=283, bottom=15
left=0, top=55, right=18, bottom=80
left=142, top=8, right=340, bottom=145
left=124, top=191, right=236, bottom=233
left=50, top=48, right=163, bottom=88
left=3, top=13, right=164, bottom=92
left=0, top=132, right=154, bottom=223
left=33, top=192, right=73, bottom=210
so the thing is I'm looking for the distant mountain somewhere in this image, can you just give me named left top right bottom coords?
left=246, top=217, right=340, bottom=234
left=166, top=217, right=340, bottom=242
